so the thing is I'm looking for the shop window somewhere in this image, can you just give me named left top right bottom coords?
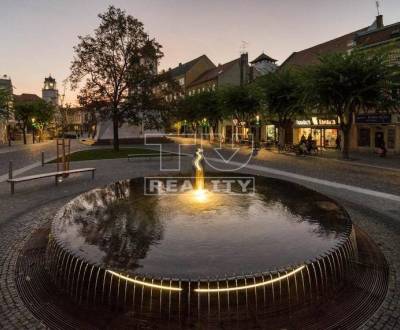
left=358, top=128, right=371, bottom=147
left=388, top=128, right=396, bottom=149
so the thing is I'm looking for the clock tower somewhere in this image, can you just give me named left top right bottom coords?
left=42, top=75, right=59, bottom=106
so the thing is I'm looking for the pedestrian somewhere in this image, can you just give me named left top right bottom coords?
left=380, top=139, right=387, bottom=157
left=336, top=135, right=341, bottom=150
left=307, top=134, right=313, bottom=153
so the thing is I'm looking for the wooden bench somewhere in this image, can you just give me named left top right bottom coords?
left=7, top=168, right=96, bottom=194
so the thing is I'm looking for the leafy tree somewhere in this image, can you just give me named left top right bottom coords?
left=70, top=6, right=177, bottom=150
left=217, top=85, right=260, bottom=141
left=77, top=88, right=108, bottom=138
left=33, top=101, right=55, bottom=142
left=0, top=89, right=11, bottom=119
left=176, top=90, right=222, bottom=139
left=303, top=50, right=400, bottom=158
left=14, top=99, right=54, bottom=144
left=256, top=69, right=305, bottom=146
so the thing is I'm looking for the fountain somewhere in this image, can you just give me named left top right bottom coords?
left=45, top=148, right=357, bottom=326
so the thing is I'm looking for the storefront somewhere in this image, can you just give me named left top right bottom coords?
left=353, top=113, right=400, bottom=154
left=262, top=124, right=278, bottom=144
left=293, top=117, right=339, bottom=148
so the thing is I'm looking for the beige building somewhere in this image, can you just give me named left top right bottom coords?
left=187, top=53, right=250, bottom=95
left=165, top=55, right=216, bottom=97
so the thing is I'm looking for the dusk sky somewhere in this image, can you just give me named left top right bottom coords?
left=1, top=0, right=400, bottom=104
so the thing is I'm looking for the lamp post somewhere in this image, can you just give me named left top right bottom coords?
left=31, top=117, right=36, bottom=144
left=255, top=115, right=261, bottom=149
left=232, top=118, right=239, bottom=144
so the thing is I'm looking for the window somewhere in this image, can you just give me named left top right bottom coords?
left=388, top=49, right=400, bottom=65
left=358, top=128, right=371, bottom=147
left=178, top=78, right=185, bottom=86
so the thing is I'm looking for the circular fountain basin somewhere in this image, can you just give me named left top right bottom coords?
left=46, top=174, right=356, bottom=322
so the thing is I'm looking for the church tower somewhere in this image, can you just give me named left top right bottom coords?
left=42, top=75, right=59, bottom=106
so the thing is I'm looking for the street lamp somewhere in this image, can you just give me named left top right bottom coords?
left=31, top=117, right=36, bottom=144
left=255, top=114, right=261, bottom=149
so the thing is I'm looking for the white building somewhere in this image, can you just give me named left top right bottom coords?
left=42, top=75, right=59, bottom=106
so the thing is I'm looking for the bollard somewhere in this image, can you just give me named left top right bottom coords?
left=41, top=152, right=45, bottom=167
left=9, top=161, right=13, bottom=179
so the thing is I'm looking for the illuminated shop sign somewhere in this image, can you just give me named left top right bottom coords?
left=295, top=118, right=337, bottom=127
left=295, top=120, right=311, bottom=126
left=318, top=118, right=337, bottom=125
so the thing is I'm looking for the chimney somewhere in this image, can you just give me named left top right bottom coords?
left=376, top=15, right=384, bottom=29
left=179, top=63, right=182, bottom=67
left=240, top=53, right=248, bottom=86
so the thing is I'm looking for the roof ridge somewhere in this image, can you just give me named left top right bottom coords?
left=293, top=27, right=367, bottom=54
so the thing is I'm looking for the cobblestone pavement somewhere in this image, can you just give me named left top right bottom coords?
left=0, top=154, right=399, bottom=329
left=0, top=140, right=88, bottom=177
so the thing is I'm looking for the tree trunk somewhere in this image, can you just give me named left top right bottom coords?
left=22, top=124, right=27, bottom=145
left=112, top=113, right=119, bottom=151
left=341, top=127, right=350, bottom=159
left=278, top=127, right=286, bottom=147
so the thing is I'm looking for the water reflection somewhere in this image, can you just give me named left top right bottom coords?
left=53, top=175, right=351, bottom=277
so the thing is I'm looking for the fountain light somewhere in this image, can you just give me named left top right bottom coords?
left=194, top=265, right=305, bottom=293
left=194, top=188, right=207, bottom=202
left=106, top=270, right=183, bottom=292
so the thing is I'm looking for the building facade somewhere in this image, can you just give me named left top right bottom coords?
left=187, top=53, right=250, bottom=95
left=281, top=15, right=400, bottom=153
left=166, top=55, right=216, bottom=97
left=0, top=75, right=14, bottom=145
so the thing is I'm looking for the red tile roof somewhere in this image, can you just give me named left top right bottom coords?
left=281, top=29, right=366, bottom=68
left=355, top=22, right=400, bottom=47
left=13, top=93, right=42, bottom=102
left=281, top=20, right=400, bottom=68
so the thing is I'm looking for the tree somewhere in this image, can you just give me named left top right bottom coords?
left=70, top=6, right=170, bottom=151
left=32, top=101, right=55, bottom=142
left=176, top=90, right=222, bottom=139
left=217, top=85, right=260, bottom=142
left=256, top=69, right=305, bottom=146
left=14, top=99, right=54, bottom=144
left=0, top=89, right=12, bottom=119
left=303, top=50, right=400, bottom=159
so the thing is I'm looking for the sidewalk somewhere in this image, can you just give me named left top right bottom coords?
left=315, top=149, right=400, bottom=170
left=0, top=140, right=53, bottom=154
left=273, top=147, right=400, bottom=171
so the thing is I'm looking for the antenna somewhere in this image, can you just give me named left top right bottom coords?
left=376, top=0, right=381, bottom=15
left=240, top=41, right=249, bottom=55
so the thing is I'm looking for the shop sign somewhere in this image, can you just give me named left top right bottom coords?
left=318, top=118, right=337, bottom=125
left=295, top=120, right=311, bottom=126
left=355, top=114, right=391, bottom=124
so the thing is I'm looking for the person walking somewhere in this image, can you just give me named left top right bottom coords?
left=336, top=135, right=341, bottom=150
